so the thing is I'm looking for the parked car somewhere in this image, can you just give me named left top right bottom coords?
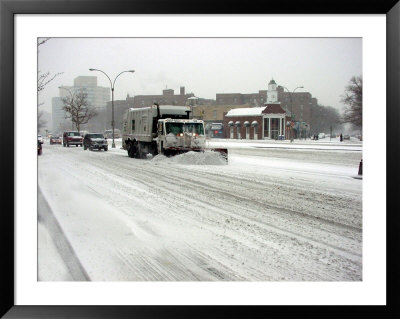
left=83, top=133, right=108, bottom=151
left=63, top=131, right=83, bottom=147
left=343, top=134, right=350, bottom=140
left=37, top=139, right=43, bottom=155
left=50, top=135, right=61, bottom=145
left=38, top=135, right=44, bottom=144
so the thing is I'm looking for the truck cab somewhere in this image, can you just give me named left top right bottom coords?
left=157, top=118, right=206, bottom=156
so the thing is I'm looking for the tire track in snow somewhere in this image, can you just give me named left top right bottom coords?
left=152, top=163, right=362, bottom=230
left=83, top=157, right=362, bottom=279
left=107, top=160, right=362, bottom=255
left=81, top=154, right=361, bottom=278
left=41, top=145, right=362, bottom=281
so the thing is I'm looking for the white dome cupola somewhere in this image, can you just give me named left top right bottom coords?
left=267, top=78, right=278, bottom=103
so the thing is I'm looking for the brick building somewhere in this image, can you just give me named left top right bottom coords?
left=192, top=104, right=250, bottom=122
left=216, top=79, right=317, bottom=125
left=276, top=86, right=317, bottom=124
left=105, top=94, right=135, bottom=131
left=223, top=103, right=291, bottom=140
left=191, top=104, right=251, bottom=136
left=132, top=86, right=195, bottom=108
left=216, top=91, right=267, bottom=107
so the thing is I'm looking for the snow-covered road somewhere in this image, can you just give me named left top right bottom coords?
left=38, top=138, right=362, bottom=281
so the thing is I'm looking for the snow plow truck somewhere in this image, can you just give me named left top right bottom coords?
left=122, top=104, right=228, bottom=160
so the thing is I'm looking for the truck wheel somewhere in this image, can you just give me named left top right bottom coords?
left=128, top=142, right=135, bottom=158
left=104, top=147, right=108, bottom=151
left=67, top=143, right=70, bottom=147
left=136, top=143, right=143, bottom=159
left=134, top=142, right=141, bottom=158
left=76, top=145, right=78, bottom=147
left=127, top=143, right=132, bottom=157
left=84, top=144, right=87, bottom=150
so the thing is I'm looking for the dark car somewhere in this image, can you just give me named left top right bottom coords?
left=63, top=131, right=83, bottom=147
left=83, top=133, right=108, bottom=151
left=343, top=134, right=350, bottom=140
left=50, top=135, right=62, bottom=145
left=37, top=139, right=43, bottom=155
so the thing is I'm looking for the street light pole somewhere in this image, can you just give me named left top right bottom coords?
left=282, top=85, right=304, bottom=140
left=89, top=68, right=135, bottom=148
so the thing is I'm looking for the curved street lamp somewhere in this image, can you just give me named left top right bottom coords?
left=281, top=85, right=304, bottom=140
left=89, top=68, right=135, bottom=148
left=58, top=86, right=74, bottom=99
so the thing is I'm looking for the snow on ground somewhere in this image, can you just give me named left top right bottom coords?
left=38, top=137, right=362, bottom=281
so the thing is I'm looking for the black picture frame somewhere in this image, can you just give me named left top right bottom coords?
left=1, top=0, right=399, bottom=318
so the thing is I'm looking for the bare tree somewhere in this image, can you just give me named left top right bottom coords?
left=37, top=70, right=63, bottom=93
left=37, top=38, right=63, bottom=131
left=37, top=38, right=63, bottom=86
left=62, top=91, right=98, bottom=133
left=309, top=104, right=343, bottom=135
left=341, top=76, right=362, bottom=129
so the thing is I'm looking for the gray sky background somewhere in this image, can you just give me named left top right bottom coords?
left=38, top=37, right=362, bottom=113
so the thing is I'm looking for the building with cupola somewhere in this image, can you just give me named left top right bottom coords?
left=266, top=78, right=278, bottom=103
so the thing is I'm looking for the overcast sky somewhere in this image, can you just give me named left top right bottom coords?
left=38, top=37, right=361, bottom=113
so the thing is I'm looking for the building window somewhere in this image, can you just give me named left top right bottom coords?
left=270, top=118, right=280, bottom=139
left=264, top=118, right=269, bottom=138
left=234, top=98, right=237, bottom=103
left=131, top=120, right=135, bottom=131
left=219, top=98, right=223, bottom=103
left=213, top=110, right=217, bottom=119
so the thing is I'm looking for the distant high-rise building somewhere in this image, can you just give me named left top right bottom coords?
left=51, top=97, right=71, bottom=133
left=56, top=76, right=110, bottom=131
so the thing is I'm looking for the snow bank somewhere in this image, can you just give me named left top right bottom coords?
left=151, top=151, right=228, bottom=165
